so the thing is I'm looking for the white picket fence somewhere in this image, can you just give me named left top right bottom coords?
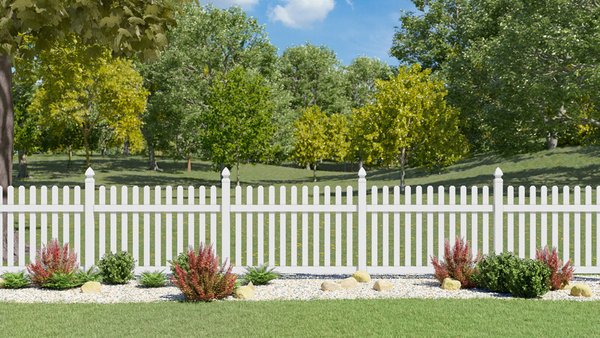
left=1, top=167, right=600, bottom=274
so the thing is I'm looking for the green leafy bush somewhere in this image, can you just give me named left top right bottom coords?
left=140, top=271, right=166, bottom=288
left=242, top=265, right=279, bottom=285
left=98, top=251, right=135, bottom=284
left=169, top=251, right=190, bottom=276
left=474, top=252, right=521, bottom=293
left=1, top=272, right=30, bottom=289
left=39, top=269, right=101, bottom=290
left=505, top=259, right=551, bottom=298
left=171, top=244, right=237, bottom=302
left=431, top=238, right=480, bottom=288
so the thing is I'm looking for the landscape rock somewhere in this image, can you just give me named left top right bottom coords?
left=373, top=280, right=393, bottom=292
left=340, top=277, right=359, bottom=289
left=570, top=284, right=592, bottom=297
left=352, top=271, right=371, bottom=283
left=235, top=285, right=256, bottom=299
left=246, top=281, right=255, bottom=291
left=441, top=278, right=461, bottom=291
left=561, top=283, right=573, bottom=291
left=81, top=281, right=102, bottom=294
left=321, top=281, right=342, bottom=291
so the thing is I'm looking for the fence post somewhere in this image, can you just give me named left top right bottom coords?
left=221, top=168, right=231, bottom=264
left=357, top=167, right=367, bottom=271
left=493, top=167, right=504, bottom=254
left=84, top=168, right=95, bottom=270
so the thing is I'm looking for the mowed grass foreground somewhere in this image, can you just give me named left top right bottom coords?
left=1, top=299, right=599, bottom=337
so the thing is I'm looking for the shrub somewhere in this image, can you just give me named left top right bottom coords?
left=243, top=265, right=279, bottom=285
left=171, top=244, right=237, bottom=302
left=473, top=252, right=521, bottom=294
left=431, top=238, right=480, bottom=288
left=169, top=251, right=190, bottom=276
left=1, top=272, right=30, bottom=289
left=98, top=251, right=135, bottom=284
left=140, top=271, right=167, bottom=288
left=536, top=246, right=573, bottom=290
left=505, top=259, right=551, bottom=298
left=27, top=239, right=78, bottom=287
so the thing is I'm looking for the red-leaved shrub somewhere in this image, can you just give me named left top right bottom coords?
left=171, top=244, right=237, bottom=302
left=27, top=239, right=78, bottom=287
left=431, top=238, right=481, bottom=288
left=535, top=246, right=573, bottom=290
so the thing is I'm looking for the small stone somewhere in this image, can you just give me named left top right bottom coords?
left=373, top=280, right=393, bottom=292
left=441, top=278, right=461, bottom=291
left=352, top=271, right=371, bottom=283
left=321, top=281, right=342, bottom=291
left=235, top=285, right=255, bottom=299
left=246, top=281, right=255, bottom=291
left=340, top=277, right=359, bottom=289
left=81, top=281, right=102, bottom=294
left=570, top=284, right=592, bottom=297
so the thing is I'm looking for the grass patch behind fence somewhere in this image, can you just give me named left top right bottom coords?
left=1, top=298, right=599, bottom=337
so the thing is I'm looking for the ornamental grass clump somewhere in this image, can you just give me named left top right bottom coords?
left=171, top=244, right=236, bottom=302
left=27, top=239, right=79, bottom=288
left=242, top=265, right=279, bottom=285
left=535, top=246, right=573, bottom=290
left=1, top=272, right=30, bottom=289
left=140, top=271, right=167, bottom=288
left=431, top=238, right=481, bottom=288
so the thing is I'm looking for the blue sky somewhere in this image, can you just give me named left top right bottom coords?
left=204, top=0, right=417, bottom=65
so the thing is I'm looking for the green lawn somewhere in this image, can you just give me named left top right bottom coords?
left=0, top=299, right=599, bottom=337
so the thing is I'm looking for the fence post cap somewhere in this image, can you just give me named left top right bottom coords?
left=494, top=167, right=503, bottom=178
left=358, top=167, right=366, bottom=178
left=221, top=167, right=230, bottom=178
left=85, top=167, right=95, bottom=178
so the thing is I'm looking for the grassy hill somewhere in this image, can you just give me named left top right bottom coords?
left=14, top=145, right=600, bottom=189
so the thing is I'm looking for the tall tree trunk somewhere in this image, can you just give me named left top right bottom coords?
left=123, top=138, right=130, bottom=156
left=0, top=54, right=14, bottom=262
left=313, top=163, right=317, bottom=182
left=148, top=143, right=160, bottom=171
left=17, top=150, right=27, bottom=178
left=83, top=127, right=91, bottom=167
left=399, top=147, right=407, bottom=191
left=187, top=155, right=192, bottom=173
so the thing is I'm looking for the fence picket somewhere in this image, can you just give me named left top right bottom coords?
left=574, top=186, right=581, bottom=266
left=471, top=186, right=478, bottom=256
left=246, top=186, right=253, bottom=266
left=324, top=186, right=331, bottom=267
left=132, top=186, right=139, bottom=264
left=585, top=186, right=592, bottom=266
left=110, top=186, right=117, bottom=253
left=507, top=186, right=514, bottom=252
left=0, top=187, right=3, bottom=264
left=449, top=186, right=456, bottom=242
left=313, top=186, right=320, bottom=267
left=41, top=186, right=47, bottom=247
left=30, top=186, right=37, bottom=263
left=291, top=186, right=298, bottom=266
left=73, top=186, right=80, bottom=264
left=99, top=186, right=107, bottom=259
left=122, top=186, right=129, bottom=253
left=51, top=186, right=58, bottom=241
left=529, top=186, right=537, bottom=259
left=482, top=186, right=489, bottom=255
left=518, top=186, right=525, bottom=258
left=371, top=186, right=378, bottom=266
left=382, top=186, right=389, bottom=267
left=269, top=186, right=276, bottom=266
left=7, top=187, right=14, bottom=266
left=540, top=186, right=548, bottom=248
left=393, top=186, right=400, bottom=266
left=552, top=186, right=559, bottom=250
left=415, top=186, right=422, bottom=266
left=165, top=186, right=173, bottom=262
left=199, top=186, right=206, bottom=247
left=280, top=186, right=287, bottom=266
left=335, top=186, right=342, bottom=266
left=143, top=186, right=150, bottom=266
left=18, top=186, right=25, bottom=266
left=426, top=186, right=433, bottom=266
left=302, top=186, right=308, bottom=266
left=235, top=185, right=242, bottom=265
left=185, top=186, right=193, bottom=250
left=210, top=186, right=217, bottom=252
left=437, top=186, right=445, bottom=259
left=346, top=186, right=353, bottom=266
left=460, top=186, right=467, bottom=240
left=404, top=186, right=411, bottom=266
left=257, top=186, right=265, bottom=265
left=563, top=186, right=570, bottom=264
left=154, top=186, right=162, bottom=267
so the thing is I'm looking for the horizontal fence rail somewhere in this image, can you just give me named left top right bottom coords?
left=1, top=167, right=600, bottom=275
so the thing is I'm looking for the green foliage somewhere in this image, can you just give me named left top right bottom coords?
left=1, top=272, right=30, bottom=289
left=139, top=271, right=167, bottom=288
left=277, top=44, right=350, bottom=115
left=536, top=246, right=574, bottom=291
left=349, top=64, right=467, bottom=184
left=242, top=265, right=279, bottom=286
left=345, top=57, right=393, bottom=109
left=205, top=66, right=275, bottom=182
left=169, top=252, right=190, bottom=276
left=27, top=36, right=148, bottom=166
left=292, top=106, right=349, bottom=181
left=98, top=251, right=135, bottom=285
left=473, top=252, right=521, bottom=294
left=505, top=259, right=551, bottom=299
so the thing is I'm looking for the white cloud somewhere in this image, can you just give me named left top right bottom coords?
left=204, top=0, right=259, bottom=9
left=270, top=0, right=335, bottom=29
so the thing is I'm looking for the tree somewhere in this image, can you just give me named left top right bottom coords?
left=0, top=0, right=181, bottom=188
left=205, top=66, right=275, bottom=185
left=28, top=38, right=148, bottom=167
left=345, top=57, right=394, bottom=109
left=392, top=0, right=600, bottom=153
left=292, top=106, right=349, bottom=182
left=350, top=65, right=467, bottom=187
left=278, top=44, right=350, bottom=115
left=139, top=3, right=277, bottom=172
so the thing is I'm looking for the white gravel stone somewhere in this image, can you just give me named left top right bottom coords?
left=1, top=275, right=599, bottom=303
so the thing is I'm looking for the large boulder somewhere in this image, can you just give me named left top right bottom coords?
left=235, top=285, right=256, bottom=299
left=81, top=281, right=102, bottom=294
left=373, top=280, right=393, bottom=292
left=352, top=271, right=371, bottom=283
left=441, top=278, right=461, bottom=291
left=340, top=277, right=359, bottom=289
left=321, top=281, right=342, bottom=291
left=570, top=284, right=592, bottom=297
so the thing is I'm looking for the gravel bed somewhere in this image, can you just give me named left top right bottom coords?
left=1, top=275, right=599, bottom=303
